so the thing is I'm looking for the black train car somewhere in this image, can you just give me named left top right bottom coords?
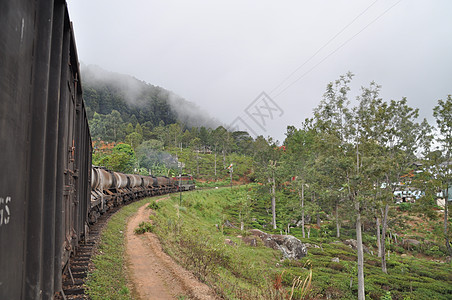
left=0, top=1, right=91, bottom=299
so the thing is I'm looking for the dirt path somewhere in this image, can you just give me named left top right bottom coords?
left=125, top=202, right=219, bottom=300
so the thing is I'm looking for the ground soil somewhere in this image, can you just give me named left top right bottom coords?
left=125, top=201, right=219, bottom=300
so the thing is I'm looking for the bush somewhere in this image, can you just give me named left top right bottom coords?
left=423, top=244, right=447, bottom=257
left=134, top=221, right=154, bottom=234
left=148, top=200, right=160, bottom=210
left=329, top=262, right=345, bottom=271
left=398, top=202, right=412, bottom=212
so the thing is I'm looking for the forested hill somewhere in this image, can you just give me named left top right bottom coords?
left=81, top=64, right=218, bottom=141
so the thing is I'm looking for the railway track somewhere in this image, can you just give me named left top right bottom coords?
left=60, top=206, right=121, bottom=299
left=58, top=189, right=206, bottom=299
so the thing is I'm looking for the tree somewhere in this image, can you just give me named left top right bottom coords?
left=433, top=95, right=452, bottom=256
left=211, top=126, right=228, bottom=177
left=125, top=122, right=134, bottom=135
left=313, top=72, right=373, bottom=299
left=284, top=123, right=318, bottom=238
left=100, top=143, right=137, bottom=173
left=253, top=136, right=284, bottom=230
left=190, top=137, right=202, bottom=176
left=126, top=132, right=143, bottom=151
left=135, top=123, right=143, bottom=136
left=105, top=110, right=124, bottom=142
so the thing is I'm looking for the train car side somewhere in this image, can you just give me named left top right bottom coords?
left=0, top=1, right=92, bottom=298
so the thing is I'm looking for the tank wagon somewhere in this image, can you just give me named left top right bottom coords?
left=0, top=1, right=194, bottom=299
left=89, top=167, right=188, bottom=224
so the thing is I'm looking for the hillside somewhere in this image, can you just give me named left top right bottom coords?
left=145, top=187, right=452, bottom=300
left=81, top=64, right=219, bottom=141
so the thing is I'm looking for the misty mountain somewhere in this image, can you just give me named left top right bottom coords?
left=81, top=64, right=219, bottom=129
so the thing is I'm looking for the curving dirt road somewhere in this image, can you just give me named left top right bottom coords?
left=125, top=202, right=219, bottom=300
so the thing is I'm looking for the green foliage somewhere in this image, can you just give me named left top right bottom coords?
left=95, top=143, right=137, bottom=173
left=152, top=187, right=284, bottom=299
left=380, top=291, right=392, bottom=300
left=398, top=202, right=412, bottom=212
left=134, top=221, right=154, bottom=234
left=147, top=200, right=160, bottom=210
left=86, top=198, right=151, bottom=299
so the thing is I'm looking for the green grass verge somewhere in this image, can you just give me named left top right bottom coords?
left=152, top=186, right=294, bottom=299
left=85, top=188, right=452, bottom=300
left=151, top=187, right=452, bottom=300
left=85, top=197, right=158, bottom=300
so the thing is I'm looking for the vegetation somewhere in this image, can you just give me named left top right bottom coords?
left=85, top=198, right=152, bottom=299
left=150, top=187, right=452, bottom=300
left=85, top=68, right=451, bottom=299
left=134, top=221, right=154, bottom=234
left=152, top=187, right=289, bottom=299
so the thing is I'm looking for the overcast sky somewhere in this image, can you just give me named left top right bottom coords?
left=67, top=0, right=452, bottom=142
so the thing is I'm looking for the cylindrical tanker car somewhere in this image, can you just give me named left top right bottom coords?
left=89, top=167, right=193, bottom=223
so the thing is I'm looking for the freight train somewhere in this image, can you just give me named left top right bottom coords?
left=0, top=1, right=195, bottom=299
left=89, top=167, right=195, bottom=223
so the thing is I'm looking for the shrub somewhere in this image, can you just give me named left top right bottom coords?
left=148, top=200, right=160, bottom=210
left=329, top=262, right=345, bottom=271
left=134, top=221, right=154, bottom=234
left=398, top=202, right=412, bottom=212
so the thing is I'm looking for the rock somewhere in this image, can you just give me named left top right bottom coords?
left=402, top=238, right=421, bottom=250
left=343, top=239, right=370, bottom=254
left=331, top=257, right=340, bottom=263
left=247, top=229, right=308, bottom=259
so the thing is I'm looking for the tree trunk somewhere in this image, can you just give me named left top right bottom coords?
left=196, top=150, right=199, bottom=175
left=314, top=192, right=321, bottom=228
left=381, top=204, right=389, bottom=274
left=336, top=199, right=340, bottom=238
left=355, top=201, right=365, bottom=300
left=376, top=216, right=382, bottom=258
left=272, top=172, right=276, bottom=230
left=298, top=184, right=305, bottom=238
left=214, top=151, right=217, bottom=177
left=445, top=185, right=452, bottom=255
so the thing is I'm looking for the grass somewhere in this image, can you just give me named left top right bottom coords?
left=85, top=187, right=452, bottom=300
left=150, top=187, right=452, bottom=300
left=152, top=186, right=287, bottom=299
left=85, top=197, right=163, bottom=299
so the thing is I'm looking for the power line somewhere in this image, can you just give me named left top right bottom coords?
left=269, top=0, right=381, bottom=96
left=271, top=0, right=403, bottom=99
